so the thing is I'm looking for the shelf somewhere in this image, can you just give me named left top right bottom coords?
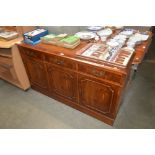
left=0, top=37, right=23, bottom=48
left=0, top=48, right=12, bottom=58
left=0, top=56, right=13, bottom=68
left=0, top=28, right=30, bottom=90
left=0, top=70, right=21, bottom=88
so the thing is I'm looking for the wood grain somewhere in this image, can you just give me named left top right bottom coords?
left=17, top=32, right=152, bottom=125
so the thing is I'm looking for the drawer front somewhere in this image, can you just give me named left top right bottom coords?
left=78, top=63, right=123, bottom=84
left=23, top=48, right=44, bottom=60
left=45, top=55, right=76, bottom=70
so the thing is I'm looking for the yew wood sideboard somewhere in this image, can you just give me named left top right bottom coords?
left=17, top=35, right=152, bottom=125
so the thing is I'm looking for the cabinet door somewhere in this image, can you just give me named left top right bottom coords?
left=47, top=64, right=78, bottom=102
left=78, top=74, right=120, bottom=117
left=25, top=58, right=49, bottom=91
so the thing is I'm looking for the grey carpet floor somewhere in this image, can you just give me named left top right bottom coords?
left=0, top=37, right=155, bottom=129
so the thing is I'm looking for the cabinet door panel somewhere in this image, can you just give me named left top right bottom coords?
left=78, top=74, right=119, bottom=116
left=25, top=59, right=49, bottom=90
left=47, top=64, right=78, bottom=102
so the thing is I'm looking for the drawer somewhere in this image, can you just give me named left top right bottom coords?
left=45, top=55, right=76, bottom=70
left=22, top=48, right=44, bottom=61
left=0, top=56, right=13, bottom=68
left=78, top=63, right=123, bottom=84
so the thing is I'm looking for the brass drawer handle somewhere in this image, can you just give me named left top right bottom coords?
left=48, top=66, right=52, bottom=72
left=30, top=52, right=34, bottom=56
left=56, top=60, right=64, bottom=65
left=92, top=70, right=105, bottom=77
left=38, top=64, right=44, bottom=70
left=27, top=51, right=35, bottom=57
left=31, top=61, right=43, bottom=69
left=48, top=57, right=64, bottom=65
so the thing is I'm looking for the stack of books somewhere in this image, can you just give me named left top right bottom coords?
left=23, top=29, right=48, bottom=45
left=60, top=35, right=80, bottom=49
left=41, top=34, right=80, bottom=49
left=0, top=31, right=18, bottom=41
left=41, top=34, right=67, bottom=45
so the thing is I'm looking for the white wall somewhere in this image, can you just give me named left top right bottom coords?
left=41, top=26, right=87, bottom=35
left=40, top=26, right=151, bottom=34
left=125, top=26, right=151, bottom=31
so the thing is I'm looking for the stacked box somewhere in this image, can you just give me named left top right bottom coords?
left=23, top=29, right=48, bottom=45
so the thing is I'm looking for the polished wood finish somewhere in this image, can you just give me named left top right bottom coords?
left=45, top=55, right=77, bottom=70
left=78, top=74, right=120, bottom=118
left=78, top=63, right=125, bottom=85
left=17, top=34, right=151, bottom=125
left=133, top=32, right=152, bottom=64
left=24, top=58, right=49, bottom=92
left=47, top=64, right=78, bottom=102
